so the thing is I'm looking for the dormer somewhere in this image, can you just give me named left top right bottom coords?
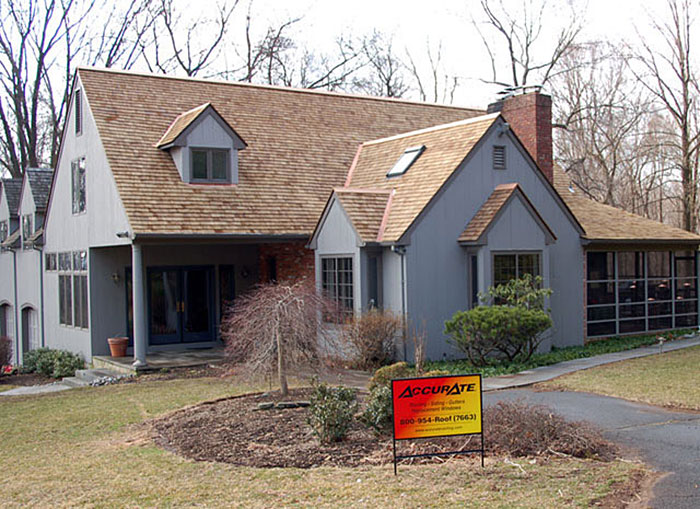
left=156, top=103, right=247, bottom=185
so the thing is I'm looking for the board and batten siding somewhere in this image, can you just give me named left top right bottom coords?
left=404, top=122, right=583, bottom=359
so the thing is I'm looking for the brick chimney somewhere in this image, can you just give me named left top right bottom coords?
left=487, top=90, right=553, bottom=183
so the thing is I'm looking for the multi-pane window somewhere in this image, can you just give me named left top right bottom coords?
left=321, top=257, right=354, bottom=317
left=58, top=250, right=88, bottom=328
left=45, top=253, right=57, bottom=271
left=191, top=149, right=228, bottom=181
left=72, top=158, right=86, bottom=214
left=586, top=251, right=698, bottom=337
left=22, top=214, right=33, bottom=249
left=0, top=220, right=7, bottom=242
left=493, top=252, right=541, bottom=288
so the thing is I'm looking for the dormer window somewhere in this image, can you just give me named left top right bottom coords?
left=0, top=220, right=7, bottom=242
left=156, top=103, right=246, bottom=185
left=192, top=148, right=229, bottom=182
left=387, top=145, right=425, bottom=178
left=22, top=214, right=32, bottom=249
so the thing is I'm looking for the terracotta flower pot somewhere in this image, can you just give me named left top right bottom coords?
left=107, top=337, right=129, bottom=358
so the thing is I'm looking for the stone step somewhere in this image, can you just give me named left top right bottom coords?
left=75, top=369, right=121, bottom=382
left=60, top=376, right=90, bottom=388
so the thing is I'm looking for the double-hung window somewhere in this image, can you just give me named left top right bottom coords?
left=0, top=220, right=8, bottom=242
left=191, top=149, right=229, bottom=182
left=72, top=158, right=86, bottom=214
left=321, top=257, right=354, bottom=318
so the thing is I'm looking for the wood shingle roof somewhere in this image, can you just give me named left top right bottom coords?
left=78, top=68, right=483, bottom=236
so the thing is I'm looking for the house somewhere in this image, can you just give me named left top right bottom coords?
left=1, top=68, right=698, bottom=367
left=1, top=168, right=54, bottom=364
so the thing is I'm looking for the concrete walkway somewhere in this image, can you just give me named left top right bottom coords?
left=483, top=334, right=700, bottom=391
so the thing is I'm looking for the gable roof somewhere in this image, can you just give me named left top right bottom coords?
left=25, top=168, right=54, bottom=212
left=155, top=102, right=246, bottom=149
left=459, top=183, right=556, bottom=244
left=344, top=114, right=500, bottom=242
left=334, top=188, right=392, bottom=243
left=552, top=167, right=700, bottom=244
left=77, top=68, right=483, bottom=237
left=1, top=178, right=22, bottom=217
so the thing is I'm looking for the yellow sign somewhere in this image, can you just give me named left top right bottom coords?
left=392, top=374, right=482, bottom=440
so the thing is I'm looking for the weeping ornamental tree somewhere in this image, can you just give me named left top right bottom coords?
left=220, top=282, right=341, bottom=397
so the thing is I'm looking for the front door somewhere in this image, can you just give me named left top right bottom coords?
left=148, top=266, right=214, bottom=345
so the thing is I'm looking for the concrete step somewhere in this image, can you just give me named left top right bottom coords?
left=61, top=376, right=90, bottom=388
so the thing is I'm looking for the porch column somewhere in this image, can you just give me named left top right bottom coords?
left=131, top=243, right=147, bottom=368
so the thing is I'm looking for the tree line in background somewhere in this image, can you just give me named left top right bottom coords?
left=1, top=0, right=699, bottom=232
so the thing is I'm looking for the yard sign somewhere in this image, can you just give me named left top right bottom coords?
left=391, top=374, right=484, bottom=474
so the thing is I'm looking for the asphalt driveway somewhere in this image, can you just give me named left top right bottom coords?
left=485, top=389, right=700, bottom=509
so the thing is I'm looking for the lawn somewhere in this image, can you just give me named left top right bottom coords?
left=0, top=376, right=647, bottom=508
left=425, top=329, right=695, bottom=377
left=540, top=345, right=700, bottom=411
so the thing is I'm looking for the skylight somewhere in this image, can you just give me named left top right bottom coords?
left=386, top=145, right=425, bottom=177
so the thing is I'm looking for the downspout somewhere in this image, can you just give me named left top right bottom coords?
left=33, top=243, right=45, bottom=347
left=12, top=248, right=19, bottom=364
left=391, top=245, right=407, bottom=361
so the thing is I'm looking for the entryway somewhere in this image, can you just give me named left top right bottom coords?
left=147, top=266, right=215, bottom=345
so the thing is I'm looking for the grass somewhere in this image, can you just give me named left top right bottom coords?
left=0, top=375, right=645, bottom=507
left=540, top=345, right=700, bottom=411
left=425, top=329, right=695, bottom=378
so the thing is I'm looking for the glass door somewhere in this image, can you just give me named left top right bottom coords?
left=149, top=268, right=180, bottom=345
left=147, top=266, right=214, bottom=345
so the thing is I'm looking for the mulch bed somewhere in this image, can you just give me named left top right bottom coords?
left=0, top=372, right=55, bottom=386
left=150, top=388, right=483, bottom=468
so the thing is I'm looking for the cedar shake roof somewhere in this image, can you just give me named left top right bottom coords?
left=1, top=178, right=22, bottom=217
left=155, top=103, right=211, bottom=148
left=78, top=68, right=483, bottom=236
left=459, top=183, right=555, bottom=244
left=334, top=188, right=392, bottom=243
left=345, top=114, right=499, bottom=242
left=26, top=168, right=54, bottom=212
left=553, top=167, right=700, bottom=244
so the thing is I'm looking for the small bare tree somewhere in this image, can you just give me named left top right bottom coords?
left=473, top=0, right=583, bottom=87
left=221, top=282, right=341, bottom=397
left=406, top=40, right=459, bottom=104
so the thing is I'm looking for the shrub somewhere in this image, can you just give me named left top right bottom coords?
left=361, top=384, right=392, bottom=434
left=485, top=400, right=615, bottom=460
left=307, top=379, right=358, bottom=443
left=21, top=348, right=84, bottom=378
left=445, top=305, right=552, bottom=366
left=368, top=361, right=412, bottom=392
left=481, top=274, right=552, bottom=310
left=0, top=336, right=12, bottom=367
left=342, top=309, right=402, bottom=370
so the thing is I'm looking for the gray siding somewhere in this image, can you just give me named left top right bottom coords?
left=404, top=123, right=583, bottom=359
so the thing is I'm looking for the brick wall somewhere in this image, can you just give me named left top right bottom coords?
left=487, top=92, right=553, bottom=183
left=258, top=240, right=314, bottom=283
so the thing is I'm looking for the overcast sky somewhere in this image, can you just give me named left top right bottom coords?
left=239, top=0, right=679, bottom=108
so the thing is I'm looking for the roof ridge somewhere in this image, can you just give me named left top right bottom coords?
left=335, top=187, right=392, bottom=194
left=362, top=112, right=500, bottom=146
left=77, top=67, right=484, bottom=112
